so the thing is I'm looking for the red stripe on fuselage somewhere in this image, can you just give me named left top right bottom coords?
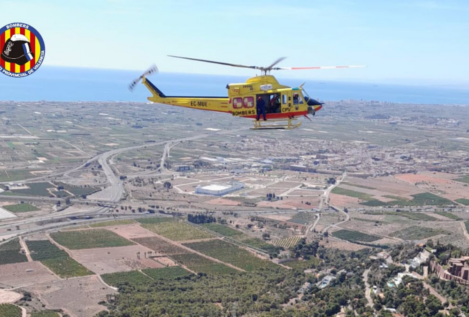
left=30, top=33, right=36, bottom=68
left=241, top=111, right=308, bottom=119
left=19, top=28, right=25, bottom=73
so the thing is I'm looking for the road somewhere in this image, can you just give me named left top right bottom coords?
left=363, top=268, right=373, bottom=308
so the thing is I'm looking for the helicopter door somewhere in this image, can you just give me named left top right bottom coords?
left=281, top=92, right=291, bottom=113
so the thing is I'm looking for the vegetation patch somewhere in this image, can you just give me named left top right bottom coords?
left=171, top=253, right=237, bottom=275
left=364, top=211, right=437, bottom=221
left=455, top=175, right=469, bottom=184
left=455, top=198, right=469, bottom=206
left=0, top=238, right=28, bottom=265
left=435, top=212, right=461, bottom=221
left=332, top=229, right=381, bottom=243
left=284, top=257, right=320, bottom=270
left=141, top=221, right=213, bottom=241
left=132, top=237, right=188, bottom=255
left=465, top=221, right=469, bottom=235
left=50, top=229, right=134, bottom=249
left=184, top=239, right=277, bottom=271
left=3, top=182, right=56, bottom=197
left=53, top=182, right=100, bottom=197
left=26, top=240, right=68, bottom=261
left=3, top=203, right=39, bottom=213
left=288, top=212, right=316, bottom=224
left=136, top=217, right=174, bottom=224
left=331, top=187, right=372, bottom=200
left=90, top=219, right=136, bottom=228
left=360, top=199, right=387, bottom=206
left=390, top=226, right=447, bottom=240
left=31, top=311, right=60, bottom=317
left=0, top=170, right=34, bottom=182
left=272, top=236, right=302, bottom=249
left=202, top=223, right=243, bottom=237
left=0, top=304, right=22, bottom=317
left=142, top=266, right=192, bottom=279
left=341, top=182, right=375, bottom=189
left=41, top=256, right=92, bottom=278
left=102, top=270, right=152, bottom=287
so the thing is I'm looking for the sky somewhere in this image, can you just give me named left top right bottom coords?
left=2, top=0, right=469, bottom=87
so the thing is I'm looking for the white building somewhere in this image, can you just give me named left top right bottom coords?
left=195, top=182, right=244, bottom=196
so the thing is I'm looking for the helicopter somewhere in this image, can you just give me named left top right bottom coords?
left=130, top=56, right=364, bottom=130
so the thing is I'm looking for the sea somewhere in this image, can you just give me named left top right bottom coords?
left=0, top=66, right=468, bottom=105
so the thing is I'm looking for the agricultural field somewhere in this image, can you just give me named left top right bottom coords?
left=362, top=193, right=454, bottom=207
left=0, top=304, right=21, bottom=317
left=455, top=176, right=469, bottom=184
left=184, top=239, right=278, bottom=271
left=54, top=182, right=100, bottom=197
left=456, top=198, right=469, bottom=206
left=272, top=236, right=302, bottom=249
left=332, top=230, right=381, bottom=243
left=26, top=240, right=69, bottom=261
left=288, top=212, right=316, bottom=225
left=141, top=221, right=213, bottom=241
left=341, top=182, right=375, bottom=189
left=51, top=229, right=134, bottom=249
left=331, top=187, right=372, bottom=201
left=0, top=169, right=34, bottom=182
left=101, top=270, right=152, bottom=287
left=435, top=212, right=461, bottom=221
left=364, top=211, right=437, bottom=221
left=202, top=223, right=243, bottom=237
left=3, top=203, right=39, bottom=212
left=31, top=311, right=60, bottom=317
left=0, top=238, right=27, bottom=265
left=390, top=226, right=447, bottom=241
left=236, top=237, right=282, bottom=255
left=136, top=217, right=174, bottom=224
left=284, top=257, right=320, bottom=270
left=132, top=236, right=188, bottom=255
left=465, top=221, right=469, bottom=234
left=2, top=182, right=56, bottom=197
left=142, top=266, right=192, bottom=279
left=90, top=219, right=136, bottom=228
left=41, top=257, right=93, bottom=278
left=171, top=253, right=238, bottom=275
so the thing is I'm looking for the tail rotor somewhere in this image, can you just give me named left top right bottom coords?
left=129, top=64, right=158, bottom=91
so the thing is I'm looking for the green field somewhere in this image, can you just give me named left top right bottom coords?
left=331, top=187, right=372, bottom=200
left=0, top=239, right=28, bottom=265
left=171, top=253, right=238, bottom=275
left=3, top=203, right=39, bottom=213
left=363, top=193, right=454, bottom=207
left=284, top=257, right=320, bottom=270
left=90, top=219, right=136, bottom=227
left=102, top=270, right=152, bottom=287
left=31, top=311, right=60, bottom=317
left=142, top=266, right=192, bottom=279
left=51, top=229, right=134, bottom=249
left=26, top=240, right=69, bottom=261
left=202, top=223, right=243, bottom=236
left=54, top=182, right=100, bottom=197
left=4, top=182, right=55, bottom=197
left=364, top=211, right=437, bottom=221
left=456, top=198, right=469, bottom=206
left=455, top=176, right=469, bottom=184
left=184, top=239, right=277, bottom=271
left=136, top=217, right=174, bottom=224
left=465, top=221, right=469, bottom=234
left=0, top=304, right=21, bottom=317
left=0, top=170, right=35, bottom=182
left=141, top=221, right=213, bottom=241
left=341, top=182, right=375, bottom=190
left=288, top=212, right=316, bottom=224
left=390, top=226, right=447, bottom=240
left=435, top=212, right=461, bottom=220
left=41, top=256, right=92, bottom=278
left=332, top=230, right=381, bottom=243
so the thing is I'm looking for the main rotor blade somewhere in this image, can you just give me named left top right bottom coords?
left=168, top=55, right=259, bottom=70
left=275, top=65, right=366, bottom=70
left=266, top=57, right=287, bottom=70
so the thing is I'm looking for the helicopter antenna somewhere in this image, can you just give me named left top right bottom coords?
left=129, top=64, right=158, bottom=91
left=168, top=55, right=365, bottom=75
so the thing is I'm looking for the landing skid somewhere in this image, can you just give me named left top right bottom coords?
left=251, top=118, right=302, bottom=130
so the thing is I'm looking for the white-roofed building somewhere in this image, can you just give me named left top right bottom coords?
left=195, top=181, right=244, bottom=196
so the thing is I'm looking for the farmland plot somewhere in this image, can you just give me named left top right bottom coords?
left=142, top=266, right=192, bottom=279
left=0, top=238, right=27, bottom=265
left=51, top=229, right=134, bottom=249
left=390, top=226, right=447, bottom=240
left=141, top=221, right=213, bottom=241
left=184, top=240, right=278, bottom=271
left=0, top=304, right=21, bottom=317
left=272, top=236, right=302, bottom=249
left=3, top=203, right=39, bottom=213
left=101, top=270, right=152, bottom=287
left=171, top=253, right=238, bottom=275
left=332, top=230, right=381, bottom=243
left=132, top=236, right=188, bottom=255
